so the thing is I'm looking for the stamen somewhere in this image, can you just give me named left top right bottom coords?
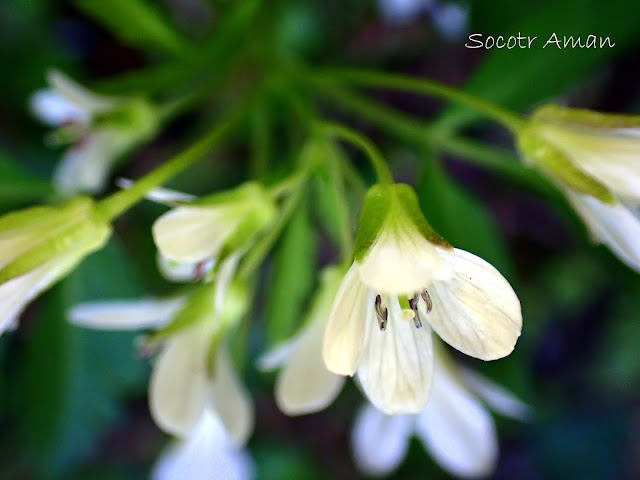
left=375, top=294, right=388, bottom=331
left=408, top=293, right=422, bottom=329
left=421, top=290, right=433, bottom=313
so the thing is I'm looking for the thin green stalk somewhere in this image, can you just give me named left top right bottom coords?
left=327, top=150, right=354, bottom=260
left=315, top=67, right=525, bottom=133
left=237, top=177, right=307, bottom=279
left=97, top=108, right=246, bottom=221
left=306, top=79, right=555, bottom=196
left=319, top=121, right=393, bottom=184
left=250, top=104, right=270, bottom=178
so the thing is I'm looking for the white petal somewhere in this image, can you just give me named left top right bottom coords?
left=256, top=338, right=298, bottom=371
left=539, top=125, right=640, bottom=202
left=357, top=296, right=434, bottom=414
left=149, top=326, right=210, bottom=436
left=564, top=190, right=640, bottom=272
left=357, top=221, right=449, bottom=296
left=157, top=254, right=202, bottom=283
left=53, top=135, right=119, bottom=195
left=152, top=206, right=239, bottom=263
left=323, top=263, right=369, bottom=376
left=30, top=89, right=89, bottom=126
left=0, top=254, right=81, bottom=334
left=210, top=348, right=254, bottom=446
left=351, top=402, right=413, bottom=476
left=68, top=297, right=184, bottom=330
left=427, top=248, right=522, bottom=361
left=117, top=178, right=196, bottom=205
left=275, top=317, right=345, bottom=415
left=460, top=368, right=531, bottom=420
left=47, top=70, right=115, bottom=113
left=152, top=410, right=254, bottom=480
left=415, top=365, right=498, bottom=478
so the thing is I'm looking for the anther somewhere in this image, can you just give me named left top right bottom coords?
left=421, top=290, right=433, bottom=313
left=408, top=293, right=422, bottom=328
left=375, top=294, right=388, bottom=331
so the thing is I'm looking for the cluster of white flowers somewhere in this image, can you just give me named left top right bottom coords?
left=0, top=71, right=638, bottom=479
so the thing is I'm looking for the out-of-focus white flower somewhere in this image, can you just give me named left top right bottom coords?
left=152, top=182, right=276, bottom=264
left=378, top=0, right=432, bottom=24
left=518, top=104, right=640, bottom=272
left=378, top=0, right=469, bottom=40
left=352, top=346, right=529, bottom=478
left=69, top=280, right=253, bottom=444
left=152, top=410, right=254, bottom=480
left=323, top=184, right=522, bottom=414
left=30, top=70, right=158, bottom=195
left=0, top=196, right=110, bottom=334
left=150, top=181, right=276, bottom=288
left=258, top=265, right=346, bottom=415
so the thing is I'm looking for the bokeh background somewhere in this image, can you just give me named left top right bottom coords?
left=1, top=0, right=639, bottom=479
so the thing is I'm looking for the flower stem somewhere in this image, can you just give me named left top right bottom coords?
left=238, top=176, right=307, bottom=279
left=306, top=80, right=555, bottom=196
left=97, top=108, right=246, bottom=221
left=315, top=68, right=526, bottom=133
left=319, top=121, right=393, bottom=184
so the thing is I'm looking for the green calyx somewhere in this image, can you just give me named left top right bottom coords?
left=198, top=181, right=278, bottom=254
left=93, top=96, right=159, bottom=140
left=353, top=183, right=451, bottom=261
left=517, top=129, right=616, bottom=204
left=0, top=197, right=111, bottom=284
left=532, top=103, right=640, bottom=130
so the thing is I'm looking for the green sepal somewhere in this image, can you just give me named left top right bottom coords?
left=532, top=104, right=640, bottom=130
left=517, top=130, right=616, bottom=204
left=394, top=184, right=451, bottom=250
left=354, top=183, right=451, bottom=261
left=193, top=182, right=278, bottom=254
left=0, top=197, right=111, bottom=284
left=93, top=97, right=157, bottom=131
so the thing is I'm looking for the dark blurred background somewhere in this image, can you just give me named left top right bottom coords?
left=1, top=1, right=639, bottom=479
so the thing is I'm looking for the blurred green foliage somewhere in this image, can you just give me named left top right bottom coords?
left=0, top=0, right=639, bottom=479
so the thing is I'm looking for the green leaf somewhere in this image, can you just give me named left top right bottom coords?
left=0, top=152, right=51, bottom=208
left=437, top=0, right=640, bottom=131
left=17, top=240, right=147, bottom=478
left=74, top=0, right=190, bottom=56
left=264, top=194, right=316, bottom=345
left=417, top=153, right=514, bottom=279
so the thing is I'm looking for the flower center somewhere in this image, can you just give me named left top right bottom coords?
left=375, top=290, right=432, bottom=331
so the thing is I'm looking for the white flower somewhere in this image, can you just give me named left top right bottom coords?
left=323, top=184, right=522, bottom=414
left=152, top=410, right=254, bottom=480
left=258, top=266, right=346, bottom=415
left=518, top=104, right=640, bottom=272
left=69, top=282, right=253, bottom=444
left=0, top=197, right=110, bottom=334
left=30, top=70, right=158, bottom=195
left=351, top=348, right=529, bottom=478
left=152, top=182, right=276, bottom=266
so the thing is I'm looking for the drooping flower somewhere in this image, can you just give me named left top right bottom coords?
left=151, top=409, right=254, bottom=480
left=258, top=265, right=346, bottom=415
left=0, top=196, right=110, bottom=334
left=30, top=70, right=158, bottom=195
left=518, top=104, right=640, bottom=272
left=69, top=280, right=253, bottom=444
left=351, top=345, right=529, bottom=478
left=152, top=181, right=277, bottom=286
left=323, top=184, right=522, bottom=414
